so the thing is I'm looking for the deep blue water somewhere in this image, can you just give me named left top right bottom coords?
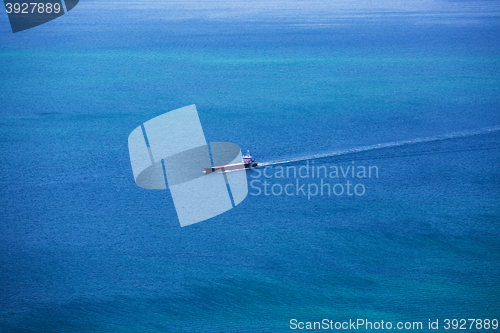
left=1, top=1, right=500, bottom=332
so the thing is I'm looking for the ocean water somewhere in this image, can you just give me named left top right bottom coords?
left=1, top=1, right=499, bottom=332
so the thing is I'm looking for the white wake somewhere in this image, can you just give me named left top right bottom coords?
left=259, top=125, right=500, bottom=167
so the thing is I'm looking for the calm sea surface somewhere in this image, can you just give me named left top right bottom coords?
left=1, top=1, right=499, bottom=332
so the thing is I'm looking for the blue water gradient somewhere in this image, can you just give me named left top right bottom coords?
left=1, top=1, right=499, bottom=331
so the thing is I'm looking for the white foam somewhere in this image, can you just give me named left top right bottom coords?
left=260, top=125, right=500, bottom=167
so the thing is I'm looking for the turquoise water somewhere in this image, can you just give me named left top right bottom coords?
left=1, top=1, right=500, bottom=332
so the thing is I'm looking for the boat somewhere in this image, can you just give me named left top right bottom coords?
left=204, top=150, right=258, bottom=174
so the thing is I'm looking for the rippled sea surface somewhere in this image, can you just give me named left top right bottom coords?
left=1, top=1, right=499, bottom=332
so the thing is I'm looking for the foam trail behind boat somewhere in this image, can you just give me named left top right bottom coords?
left=260, top=125, right=500, bottom=167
